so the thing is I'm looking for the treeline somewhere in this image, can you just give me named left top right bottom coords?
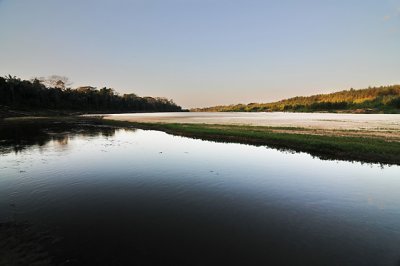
left=0, top=75, right=182, bottom=113
left=192, top=85, right=400, bottom=113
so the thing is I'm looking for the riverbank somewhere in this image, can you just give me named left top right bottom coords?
left=101, top=119, right=400, bottom=165
left=1, top=116, right=399, bottom=165
left=100, top=119, right=400, bottom=165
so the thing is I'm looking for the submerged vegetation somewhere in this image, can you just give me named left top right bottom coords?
left=0, top=75, right=182, bottom=116
left=102, top=119, right=400, bottom=165
left=192, top=85, right=400, bottom=113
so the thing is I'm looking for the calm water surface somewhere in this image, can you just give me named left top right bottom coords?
left=1, top=123, right=400, bottom=265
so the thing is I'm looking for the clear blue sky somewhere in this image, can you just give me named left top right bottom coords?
left=0, top=0, right=399, bottom=108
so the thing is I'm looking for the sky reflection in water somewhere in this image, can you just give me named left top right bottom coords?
left=0, top=126, right=400, bottom=265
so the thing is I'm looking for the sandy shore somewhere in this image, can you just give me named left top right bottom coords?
left=103, top=112, right=400, bottom=140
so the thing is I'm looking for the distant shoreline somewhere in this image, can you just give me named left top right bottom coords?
left=192, top=109, right=400, bottom=114
left=0, top=107, right=187, bottom=119
left=191, top=85, right=400, bottom=113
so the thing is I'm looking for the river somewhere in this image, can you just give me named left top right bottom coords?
left=0, top=121, right=400, bottom=265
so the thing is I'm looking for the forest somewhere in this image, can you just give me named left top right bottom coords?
left=0, top=75, right=182, bottom=114
left=192, top=85, right=400, bottom=113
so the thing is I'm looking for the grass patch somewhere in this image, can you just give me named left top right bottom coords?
left=102, top=119, right=400, bottom=165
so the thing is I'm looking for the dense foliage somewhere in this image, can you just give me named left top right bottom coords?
left=0, top=75, right=182, bottom=112
left=192, top=85, right=400, bottom=113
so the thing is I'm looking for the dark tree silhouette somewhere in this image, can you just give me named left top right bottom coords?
left=0, top=75, right=182, bottom=113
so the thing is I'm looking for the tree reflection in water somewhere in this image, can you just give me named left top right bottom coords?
left=0, top=120, right=123, bottom=155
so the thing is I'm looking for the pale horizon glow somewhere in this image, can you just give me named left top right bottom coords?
left=0, top=0, right=399, bottom=108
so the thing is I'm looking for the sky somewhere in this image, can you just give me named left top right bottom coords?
left=0, top=0, right=399, bottom=108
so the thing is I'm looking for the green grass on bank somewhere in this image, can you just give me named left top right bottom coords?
left=102, top=119, right=400, bottom=165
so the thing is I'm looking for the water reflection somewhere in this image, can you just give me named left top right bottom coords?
left=0, top=121, right=118, bottom=155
